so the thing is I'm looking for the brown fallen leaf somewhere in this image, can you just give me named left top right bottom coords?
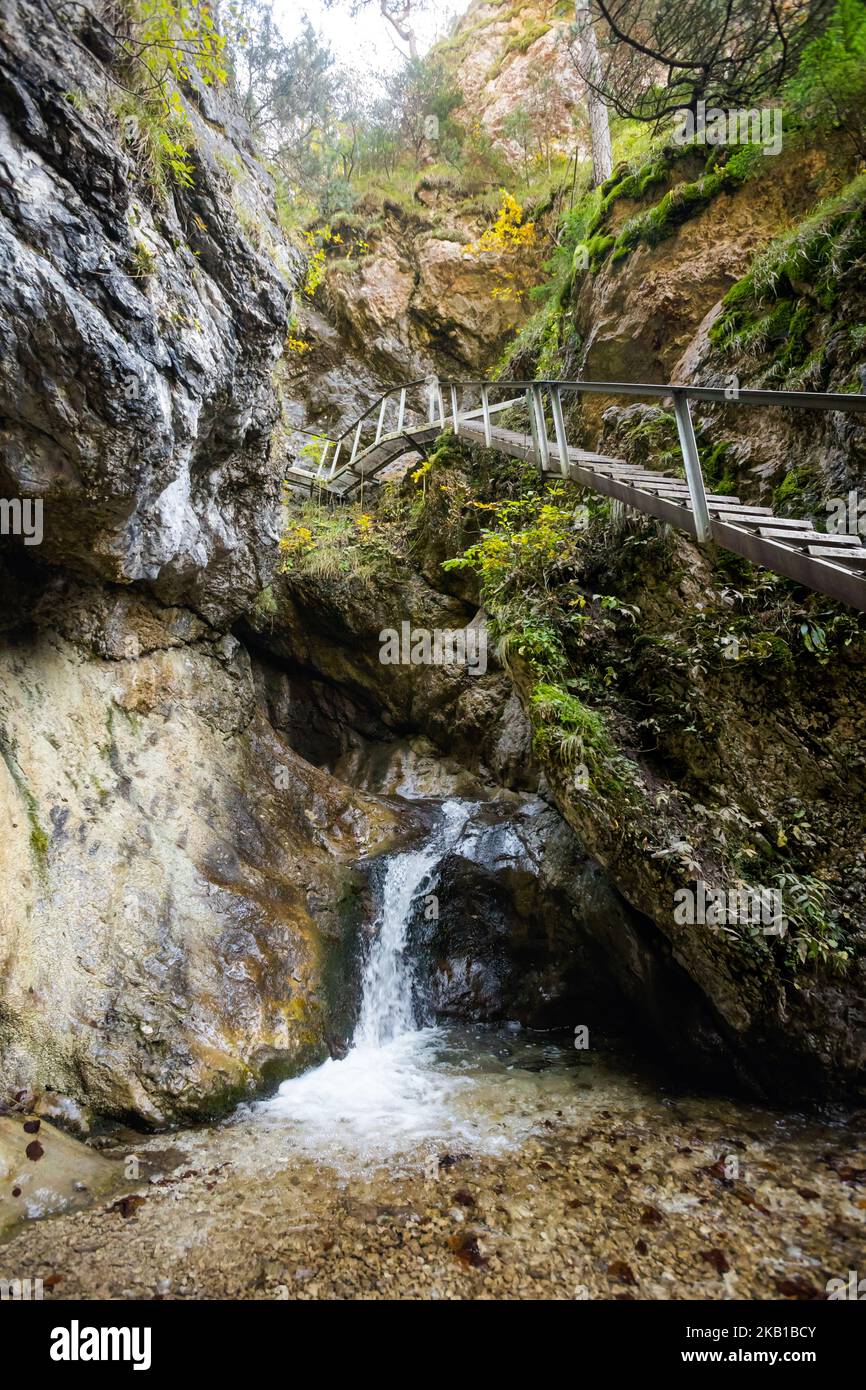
left=775, top=1276, right=820, bottom=1300
left=107, top=1194, right=146, bottom=1219
left=450, top=1232, right=488, bottom=1269
left=608, top=1259, right=637, bottom=1286
left=701, top=1248, right=731, bottom=1275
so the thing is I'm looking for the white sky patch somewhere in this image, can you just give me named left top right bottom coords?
left=271, top=1, right=461, bottom=76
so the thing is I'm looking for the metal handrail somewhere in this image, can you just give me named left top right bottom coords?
left=438, top=378, right=866, bottom=543
left=438, top=380, right=866, bottom=411
left=287, top=374, right=866, bottom=547
left=329, top=379, right=429, bottom=446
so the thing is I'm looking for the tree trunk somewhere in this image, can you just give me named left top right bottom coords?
left=575, top=0, right=613, bottom=186
left=381, top=1, right=419, bottom=59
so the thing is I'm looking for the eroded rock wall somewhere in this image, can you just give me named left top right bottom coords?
left=0, top=0, right=298, bottom=628
left=0, top=578, right=423, bottom=1124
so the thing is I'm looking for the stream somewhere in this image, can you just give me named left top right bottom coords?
left=3, top=798, right=865, bottom=1299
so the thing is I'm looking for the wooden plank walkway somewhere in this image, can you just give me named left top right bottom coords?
left=457, top=420, right=866, bottom=611
left=283, top=378, right=866, bottom=613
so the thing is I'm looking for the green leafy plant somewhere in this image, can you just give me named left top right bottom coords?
left=786, top=0, right=866, bottom=160
left=774, top=871, right=849, bottom=970
left=98, top=0, right=229, bottom=196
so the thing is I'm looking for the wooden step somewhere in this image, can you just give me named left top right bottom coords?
left=758, top=528, right=864, bottom=547
left=808, top=546, right=866, bottom=565
left=711, top=505, right=773, bottom=518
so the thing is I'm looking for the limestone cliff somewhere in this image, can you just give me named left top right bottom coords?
left=0, top=0, right=298, bottom=628
left=0, top=0, right=413, bottom=1124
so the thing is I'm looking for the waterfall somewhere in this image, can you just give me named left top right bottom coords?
left=256, top=800, right=481, bottom=1163
left=255, top=796, right=546, bottom=1169
left=353, top=799, right=469, bottom=1049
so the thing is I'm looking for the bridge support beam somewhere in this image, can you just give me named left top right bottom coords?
left=531, top=385, right=550, bottom=472
left=375, top=397, right=388, bottom=444
left=328, top=438, right=342, bottom=479
left=349, top=419, right=363, bottom=469
left=549, top=385, right=570, bottom=478
left=481, top=385, right=492, bottom=447
left=673, top=391, right=711, bottom=544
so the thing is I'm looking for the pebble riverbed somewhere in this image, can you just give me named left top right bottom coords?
left=2, top=1027, right=864, bottom=1301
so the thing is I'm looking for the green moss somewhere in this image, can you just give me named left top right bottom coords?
left=529, top=680, right=638, bottom=800
left=490, top=16, right=551, bottom=75
left=773, top=466, right=815, bottom=515
left=585, top=232, right=616, bottom=270
left=612, top=171, right=721, bottom=261
left=29, top=822, right=50, bottom=862
left=710, top=174, right=866, bottom=382
left=0, top=727, right=50, bottom=871
left=703, top=441, right=738, bottom=495
left=254, top=585, right=278, bottom=618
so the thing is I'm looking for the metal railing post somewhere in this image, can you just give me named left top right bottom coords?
left=317, top=439, right=330, bottom=477
left=428, top=378, right=437, bottom=424
left=397, top=388, right=407, bottom=435
left=437, top=382, right=446, bottom=428
left=375, top=397, right=387, bottom=444
left=450, top=384, right=460, bottom=437
left=349, top=419, right=363, bottom=469
left=329, top=438, right=342, bottom=479
left=531, top=384, right=550, bottom=472
left=549, top=384, right=570, bottom=478
left=481, top=384, right=492, bottom=447
left=526, top=388, right=541, bottom=473
left=672, top=390, right=711, bottom=543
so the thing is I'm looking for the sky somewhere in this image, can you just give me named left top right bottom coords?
left=271, top=0, right=461, bottom=75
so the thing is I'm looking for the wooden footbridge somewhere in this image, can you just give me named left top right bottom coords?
left=284, top=377, right=866, bottom=612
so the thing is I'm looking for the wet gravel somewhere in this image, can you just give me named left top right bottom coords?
left=2, top=1033, right=865, bottom=1301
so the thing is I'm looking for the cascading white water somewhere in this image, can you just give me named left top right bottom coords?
left=353, top=799, right=469, bottom=1048
left=253, top=795, right=586, bottom=1171
left=254, top=798, right=514, bottom=1167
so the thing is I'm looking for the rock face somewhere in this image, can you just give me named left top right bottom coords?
left=443, top=0, right=586, bottom=161
left=0, top=0, right=298, bottom=627
left=288, top=191, right=542, bottom=452
left=562, top=148, right=846, bottom=441
left=246, top=565, right=537, bottom=792
left=0, top=1113, right=119, bottom=1235
left=411, top=798, right=745, bottom=1081
left=284, top=0, right=584, bottom=445
left=0, top=578, right=417, bottom=1125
